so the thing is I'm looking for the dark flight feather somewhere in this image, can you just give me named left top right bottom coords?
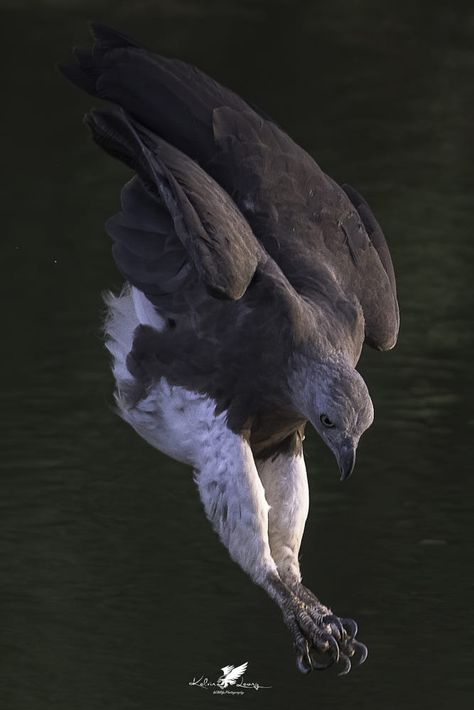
left=85, top=106, right=260, bottom=300
left=60, top=22, right=399, bottom=352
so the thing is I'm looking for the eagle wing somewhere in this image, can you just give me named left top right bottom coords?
left=61, top=22, right=399, bottom=352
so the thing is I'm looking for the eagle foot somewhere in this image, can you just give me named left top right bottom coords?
left=281, top=582, right=368, bottom=675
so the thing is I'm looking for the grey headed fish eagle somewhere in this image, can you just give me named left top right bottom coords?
left=60, top=22, right=399, bottom=675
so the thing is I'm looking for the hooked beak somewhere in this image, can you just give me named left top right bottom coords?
left=337, top=439, right=357, bottom=481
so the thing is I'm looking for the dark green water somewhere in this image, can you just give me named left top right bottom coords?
left=1, top=1, right=473, bottom=708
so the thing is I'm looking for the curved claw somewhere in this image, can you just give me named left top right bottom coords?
left=352, top=640, right=368, bottom=666
left=296, top=652, right=312, bottom=674
left=326, top=634, right=340, bottom=663
left=341, top=617, right=358, bottom=639
left=295, top=640, right=313, bottom=674
left=323, top=614, right=344, bottom=640
left=337, top=653, right=352, bottom=676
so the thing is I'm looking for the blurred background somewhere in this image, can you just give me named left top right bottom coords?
left=1, top=1, right=473, bottom=708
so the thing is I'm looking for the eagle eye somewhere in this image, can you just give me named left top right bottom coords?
left=320, top=414, right=335, bottom=428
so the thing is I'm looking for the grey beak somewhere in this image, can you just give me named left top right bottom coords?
left=338, top=441, right=356, bottom=481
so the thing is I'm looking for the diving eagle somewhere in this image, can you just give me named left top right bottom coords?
left=60, top=23, right=399, bottom=675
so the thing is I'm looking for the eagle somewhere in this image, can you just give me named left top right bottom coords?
left=60, top=23, right=399, bottom=676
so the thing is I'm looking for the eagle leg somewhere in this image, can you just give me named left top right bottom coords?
left=193, top=423, right=367, bottom=675
left=257, top=451, right=368, bottom=674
